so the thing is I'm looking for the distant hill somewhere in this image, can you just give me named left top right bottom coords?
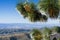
left=0, top=28, right=30, bottom=34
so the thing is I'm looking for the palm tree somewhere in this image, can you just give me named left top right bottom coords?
left=16, top=0, right=60, bottom=40
left=16, top=0, right=48, bottom=22
left=16, top=0, right=60, bottom=22
left=39, top=0, right=60, bottom=18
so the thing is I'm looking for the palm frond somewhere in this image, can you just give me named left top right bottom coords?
left=39, top=0, right=60, bottom=18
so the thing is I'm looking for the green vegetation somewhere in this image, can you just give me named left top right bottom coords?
left=30, top=26, right=60, bottom=40
left=39, top=0, right=60, bottom=18
left=31, top=29, right=42, bottom=40
left=42, top=27, right=52, bottom=40
left=16, top=0, right=60, bottom=22
left=16, top=0, right=60, bottom=40
left=16, top=2, right=48, bottom=22
left=52, top=26, right=60, bottom=33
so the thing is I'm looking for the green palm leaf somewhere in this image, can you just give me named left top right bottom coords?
left=16, top=2, right=48, bottom=22
left=39, top=0, right=60, bottom=18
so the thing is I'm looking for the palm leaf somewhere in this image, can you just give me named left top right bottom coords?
left=39, top=0, right=60, bottom=18
left=16, top=3, right=28, bottom=18
left=16, top=1, right=48, bottom=22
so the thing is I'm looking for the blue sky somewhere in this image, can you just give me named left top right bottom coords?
left=0, top=0, right=60, bottom=26
left=0, top=0, right=39, bottom=23
left=0, top=0, right=29, bottom=23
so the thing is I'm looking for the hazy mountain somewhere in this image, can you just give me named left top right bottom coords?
left=0, top=23, right=60, bottom=29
